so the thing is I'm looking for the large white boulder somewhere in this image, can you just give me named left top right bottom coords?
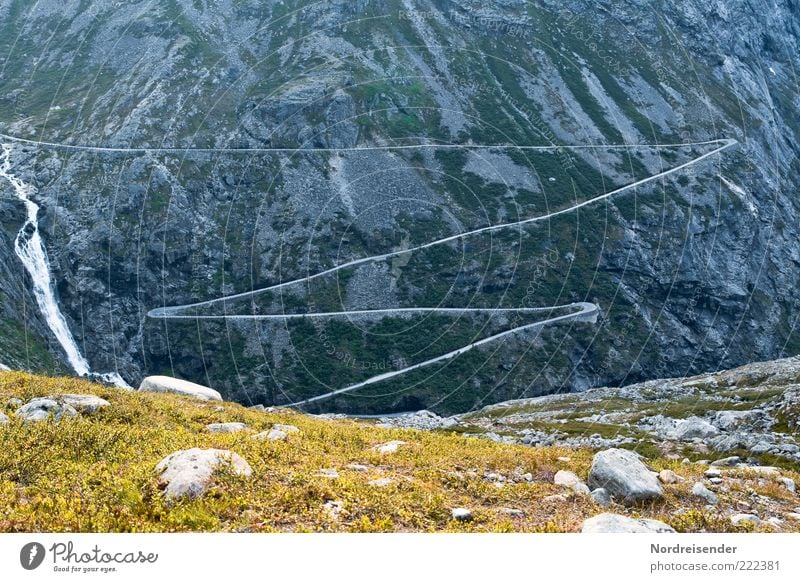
left=139, top=376, right=222, bottom=401
left=581, top=513, right=675, bottom=533
left=587, top=449, right=663, bottom=504
left=155, top=448, right=252, bottom=499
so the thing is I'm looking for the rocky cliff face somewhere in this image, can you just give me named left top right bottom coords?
left=0, top=0, right=798, bottom=413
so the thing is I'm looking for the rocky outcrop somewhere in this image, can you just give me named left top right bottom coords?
left=139, top=376, right=222, bottom=402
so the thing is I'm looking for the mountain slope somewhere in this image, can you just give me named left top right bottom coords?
left=0, top=0, right=799, bottom=413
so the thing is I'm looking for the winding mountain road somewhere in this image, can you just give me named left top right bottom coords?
left=0, top=133, right=737, bottom=406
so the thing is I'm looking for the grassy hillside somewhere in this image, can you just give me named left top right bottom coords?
left=0, top=371, right=798, bottom=532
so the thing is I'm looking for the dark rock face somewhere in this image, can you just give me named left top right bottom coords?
left=0, top=1, right=798, bottom=413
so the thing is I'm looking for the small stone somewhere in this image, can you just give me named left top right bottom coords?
left=214, top=406, right=225, bottom=412
left=15, top=398, right=78, bottom=422
left=767, top=517, right=783, bottom=529
left=498, top=508, right=525, bottom=518
left=658, top=469, right=680, bottom=484
left=573, top=482, right=591, bottom=495
left=692, top=482, right=718, bottom=505
left=451, top=508, right=472, bottom=521
left=711, top=456, right=741, bottom=467
left=780, top=477, right=796, bottom=493
left=581, top=513, right=675, bottom=533
left=681, top=458, right=691, bottom=465
left=557, top=456, right=571, bottom=462
left=703, top=468, right=722, bottom=479
left=731, top=514, right=761, bottom=526
left=207, top=422, right=247, bottom=433
left=0, top=412, right=8, bottom=424
left=368, top=478, right=394, bottom=487
left=323, top=500, right=344, bottom=518
left=273, top=424, right=300, bottom=433
left=316, top=468, right=339, bottom=479
left=543, top=494, right=569, bottom=503
left=346, top=463, right=370, bottom=472
left=521, top=472, right=533, bottom=482
left=591, top=488, right=612, bottom=507
left=58, top=394, right=110, bottom=414
left=373, top=440, right=407, bottom=454
left=252, top=429, right=287, bottom=441
left=155, top=448, right=252, bottom=499
left=708, top=477, right=723, bottom=485
left=785, top=513, right=800, bottom=521
left=7, top=397, right=23, bottom=408
left=554, top=470, right=582, bottom=487
left=139, top=376, right=222, bottom=401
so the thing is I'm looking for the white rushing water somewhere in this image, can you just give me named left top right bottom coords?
left=0, top=143, right=129, bottom=388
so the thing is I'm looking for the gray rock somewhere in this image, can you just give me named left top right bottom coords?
left=368, top=478, right=394, bottom=487
left=581, top=513, right=675, bottom=533
left=713, top=410, right=770, bottom=432
left=58, top=394, right=111, bottom=414
left=451, top=507, right=472, bottom=521
left=345, top=463, right=370, bottom=472
left=0, top=412, right=9, bottom=424
left=573, top=482, right=591, bottom=495
left=731, top=514, right=761, bottom=526
left=587, top=449, right=663, bottom=504
left=658, top=469, right=680, bottom=484
left=253, top=429, right=287, bottom=441
left=710, top=456, right=741, bottom=467
left=373, top=440, right=407, bottom=454
left=15, top=398, right=78, bottom=422
left=554, top=470, right=582, bottom=487
left=692, top=482, right=718, bottom=504
left=155, top=448, right=252, bottom=499
left=498, top=507, right=525, bottom=518
left=207, top=422, right=247, bottom=433
left=749, top=441, right=774, bottom=454
left=7, top=397, right=23, bottom=408
left=139, top=376, right=222, bottom=401
left=273, top=424, right=300, bottom=433
left=316, top=468, right=339, bottom=478
left=675, top=417, right=719, bottom=440
left=780, top=477, right=796, bottom=493
left=709, top=434, right=747, bottom=452
left=591, top=488, right=612, bottom=507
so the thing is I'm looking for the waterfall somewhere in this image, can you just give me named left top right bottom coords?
left=0, top=143, right=129, bottom=388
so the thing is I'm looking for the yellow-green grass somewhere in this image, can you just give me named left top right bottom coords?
left=1, top=371, right=798, bottom=533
